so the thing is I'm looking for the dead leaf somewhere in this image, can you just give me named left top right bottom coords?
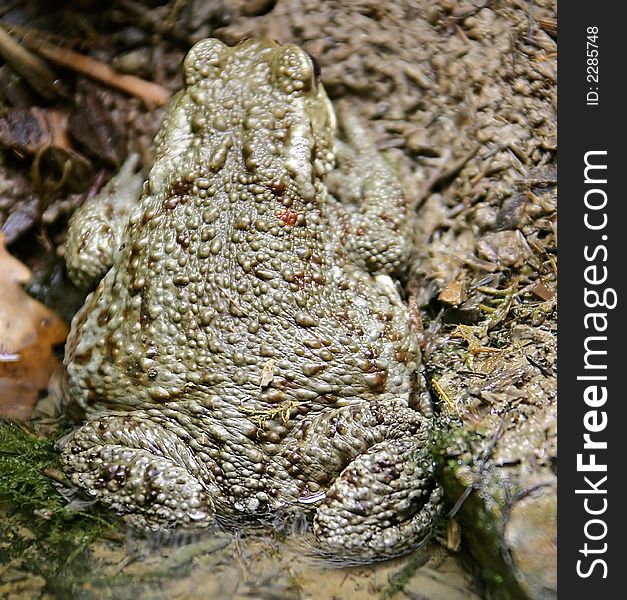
left=69, top=93, right=126, bottom=166
left=0, top=107, right=52, bottom=156
left=438, top=279, right=468, bottom=306
left=260, top=359, right=275, bottom=388
left=1, top=197, right=40, bottom=245
left=446, top=517, right=462, bottom=552
left=0, top=232, right=67, bottom=420
left=476, top=230, right=534, bottom=269
left=530, top=281, right=555, bottom=301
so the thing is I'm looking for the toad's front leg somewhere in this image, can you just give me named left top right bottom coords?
left=64, top=154, right=144, bottom=290
left=58, top=414, right=216, bottom=530
left=313, top=437, right=442, bottom=559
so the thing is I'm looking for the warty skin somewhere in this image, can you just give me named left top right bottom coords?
left=60, top=38, right=442, bottom=559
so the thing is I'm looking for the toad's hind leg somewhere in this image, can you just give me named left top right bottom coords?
left=59, top=415, right=215, bottom=530
left=313, top=438, right=442, bottom=559
left=327, top=103, right=414, bottom=276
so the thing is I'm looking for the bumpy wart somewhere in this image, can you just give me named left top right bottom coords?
left=60, top=38, right=442, bottom=559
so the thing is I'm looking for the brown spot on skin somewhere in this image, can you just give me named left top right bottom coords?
left=364, top=347, right=378, bottom=360
left=72, top=348, right=93, bottom=366
left=164, top=196, right=180, bottom=210
left=366, top=370, right=387, bottom=391
left=379, top=212, right=399, bottom=230
left=97, top=310, right=110, bottom=326
left=141, top=209, right=156, bottom=225
left=269, top=179, right=286, bottom=195
left=317, top=472, right=331, bottom=485
left=335, top=311, right=350, bottom=322
left=104, top=464, right=128, bottom=486
left=103, top=332, right=118, bottom=361
left=169, top=178, right=193, bottom=198
left=277, top=208, right=298, bottom=226
left=125, top=360, right=142, bottom=380
left=177, top=233, right=191, bottom=247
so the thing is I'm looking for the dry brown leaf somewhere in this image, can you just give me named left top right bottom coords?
left=0, top=232, right=67, bottom=420
left=438, top=279, right=468, bottom=307
left=530, top=281, right=555, bottom=301
left=260, top=359, right=275, bottom=388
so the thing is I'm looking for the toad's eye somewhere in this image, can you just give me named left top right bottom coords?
left=307, top=52, right=322, bottom=79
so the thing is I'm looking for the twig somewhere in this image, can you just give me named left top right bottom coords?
left=20, top=31, right=171, bottom=107
left=0, top=25, right=59, bottom=99
left=538, top=18, right=557, bottom=38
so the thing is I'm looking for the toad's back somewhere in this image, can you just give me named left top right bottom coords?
left=65, top=39, right=417, bottom=417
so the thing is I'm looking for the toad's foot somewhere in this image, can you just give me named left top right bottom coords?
left=313, top=438, right=442, bottom=560
left=58, top=415, right=215, bottom=529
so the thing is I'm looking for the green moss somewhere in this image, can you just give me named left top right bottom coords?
left=0, top=420, right=121, bottom=595
left=428, top=422, right=533, bottom=600
left=382, top=546, right=431, bottom=599
left=0, top=421, right=63, bottom=510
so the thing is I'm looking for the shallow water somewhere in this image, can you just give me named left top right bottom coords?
left=0, top=505, right=481, bottom=599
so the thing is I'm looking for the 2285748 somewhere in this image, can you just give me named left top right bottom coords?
left=587, top=26, right=599, bottom=106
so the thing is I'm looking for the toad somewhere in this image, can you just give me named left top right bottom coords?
left=60, top=38, right=442, bottom=559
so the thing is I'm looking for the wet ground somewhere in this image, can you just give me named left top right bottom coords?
left=0, top=517, right=480, bottom=599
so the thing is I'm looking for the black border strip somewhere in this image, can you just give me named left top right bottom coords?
left=558, top=3, right=623, bottom=594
